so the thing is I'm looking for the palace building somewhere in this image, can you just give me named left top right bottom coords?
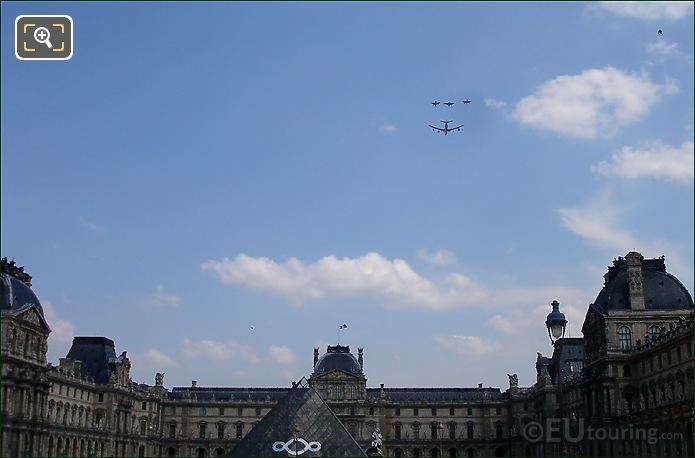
left=1, top=252, right=693, bottom=457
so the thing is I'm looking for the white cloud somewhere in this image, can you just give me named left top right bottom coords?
left=592, top=140, right=694, bottom=182
left=380, top=123, right=397, bottom=134
left=558, top=190, right=693, bottom=290
left=131, top=348, right=179, bottom=368
left=488, top=314, right=516, bottom=335
left=182, top=338, right=259, bottom=363
left=597, top=1, right=694, bottom=21
left=151, top=285, right=182, bottom=305
left=513, top=67, right=676, bottom=139
left=559, top=190, right=637, bottom=252
left=80, top=217, right=105, bottom=234
left=417, top=248, right=457, bottom=265
left=485, top=98, right=507, bottom=110
left=434, top=335, right=499, bottom=356
left=202, top=253, right=489, bottom=310
left=268, top=345, right=296, bottom=365
left=646, top=39, right=688, bottom=62
left=43, top=301, right=76, bottom=344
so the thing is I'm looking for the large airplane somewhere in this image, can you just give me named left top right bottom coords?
left=462, top=99, right=472, bottom=104
left=428, top=120, right=463, bottom=135
left=444, top=101, right=455, bottom=106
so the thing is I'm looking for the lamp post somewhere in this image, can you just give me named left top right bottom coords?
left=545, top=300, right=568, bottom=344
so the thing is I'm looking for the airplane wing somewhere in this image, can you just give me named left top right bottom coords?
left=452, top=125, right=464, bottom=131
left=428, top=125, right=445, bottom=132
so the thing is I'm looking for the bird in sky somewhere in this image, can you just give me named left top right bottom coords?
left=658, top=29, right=663, bottom=35
left=444, top=101, right=455, bottom=106
left=431, top=100, right=440, bottom=106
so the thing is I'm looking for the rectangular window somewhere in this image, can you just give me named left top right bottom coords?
left=496, top=424, right=503, bottom=439
left=495, top=407, right=501, bottom=415
left=140, top=420, right=147, bottom=436
left=217, top=423, right=225, bottom=439
left=237, top=407, right=243, bottom=417
left=201, top=407, right=207, bottom=416
left=395, top=423, right=402, bottom=439
left=431, top=408, right=437, bottom=416
left=677, top=346, right=682, bottom=361
left=219, top=407, right=225, bottom=416
left=169, top=424, right=176, bottom=438
left=142, top=402, right=147, bottom=410
left=199, top=424, right=206, bottom=439
left=449, top=408, right=455, bottom=416
left=413, top=423, right=420, bottom=439
left=98, top=393, right=104, bottom=403
left=467, top=424, right=474, bottom=439
left=467, top=408, right=473, bottom=415
left=413, top=407, right=419, bottom=416
left=236, top=423, right=243, bottom=439
left=395, top=408, right=401, bottom=416
left=255, top=407, right=261, bottom=416
left=449, top=424, right=456, bottom=439
left=367, top=423, right=375, bottom=438
left=95, top=413, right=103, bottom=428
left=350, top=407, right=355, bottom=416
left=431, top=423, right=439, bottom=439
left=369, top=407, right=375, bottom=416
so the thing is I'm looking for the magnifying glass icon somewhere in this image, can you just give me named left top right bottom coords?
left=33, top=27, right=53, bottom=49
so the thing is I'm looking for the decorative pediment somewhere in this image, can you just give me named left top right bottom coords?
left=312, top=369, right=362, bottom=381
left=19, top=306, right=51, bottom=332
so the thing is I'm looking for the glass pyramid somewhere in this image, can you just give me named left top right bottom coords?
left=229, top=377, right=366, bottom=457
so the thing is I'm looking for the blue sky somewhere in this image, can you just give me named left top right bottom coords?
left=2, top=1, right=693, bottom=390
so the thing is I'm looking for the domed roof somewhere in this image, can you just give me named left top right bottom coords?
left=1, top=258, right=43, bottom=316
left=592, top=253, right=692, bottom=314
left=314, top=345, right=362, bottom=374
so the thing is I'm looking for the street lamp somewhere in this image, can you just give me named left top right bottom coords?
left=545, top=300, right=567, bottom=344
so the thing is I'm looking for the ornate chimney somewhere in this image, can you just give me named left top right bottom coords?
left=358, top=347, right=364, bottom=370
left=625, top=251, right=645, bottom=310
left=313, top=347, right=319, bottom=367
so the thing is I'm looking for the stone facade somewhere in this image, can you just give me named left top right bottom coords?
left=1, top=252, right=693, bottom=457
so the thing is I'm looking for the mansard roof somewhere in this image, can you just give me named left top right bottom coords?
left=591, top=253, right=692, bottom=314
left=367, top=387, right=504, bottom=402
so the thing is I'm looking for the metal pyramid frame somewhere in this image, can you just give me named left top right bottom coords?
left=229, top=377, right=366, bottom=457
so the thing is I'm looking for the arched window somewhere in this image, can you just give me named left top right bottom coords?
left=394, top=423, right=402, bottom=439
left=618, top=326, right=632, bottom=350
left=467, top=449, right=475, bottom=458
left=413, top=448, right=421, bottom=457
left=394, top=449, right=403, bottom=458
left=167, top=447, right=177, bottom=458
left=431, top=449, right=440, bottom=458
left=623, top=364, right=631, bottom=377
left=648, top=325, right=662, bottom=340
left=412, top=422, right=420, bottom=439
left=215, top=448, right=225, bottom=456
left=449, top=448, right=457, bottom=457
left=448, top=422, right=457, bottom=439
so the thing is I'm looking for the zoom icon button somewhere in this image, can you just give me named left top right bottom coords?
left=16, top=15, right=73, bottom=60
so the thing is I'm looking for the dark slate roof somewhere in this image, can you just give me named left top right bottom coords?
left=66, top=337, right=117, bottom=384
left=549, top=337, right=585, bottom=385
left=367, top=387, right=503, bottom=402
left=314, top=345, right=362, bottom=375
left=1, top=271, right=43, bottom=316
left=169, top=387, right=290, bottom=402
left=229, top=378, right=366, bottom=457
left=592, top=255, right=693, bottom=314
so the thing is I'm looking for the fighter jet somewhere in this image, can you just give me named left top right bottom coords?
left=444, top=101, right=455, bottom=106
left=428, top=120, right=463, bottom=135
left=431, top=100, right=441, bottom=106
left=462, top=99, right=472, bottom=104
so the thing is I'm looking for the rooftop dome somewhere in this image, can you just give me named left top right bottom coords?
left=592, top=252, right=693, bottom=314
left=1, top=258, right=43, bottom=316
left=314, top=345, right=362, bottom=374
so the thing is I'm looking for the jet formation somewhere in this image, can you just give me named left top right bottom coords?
left=429, top=98, right=471, bottom=135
